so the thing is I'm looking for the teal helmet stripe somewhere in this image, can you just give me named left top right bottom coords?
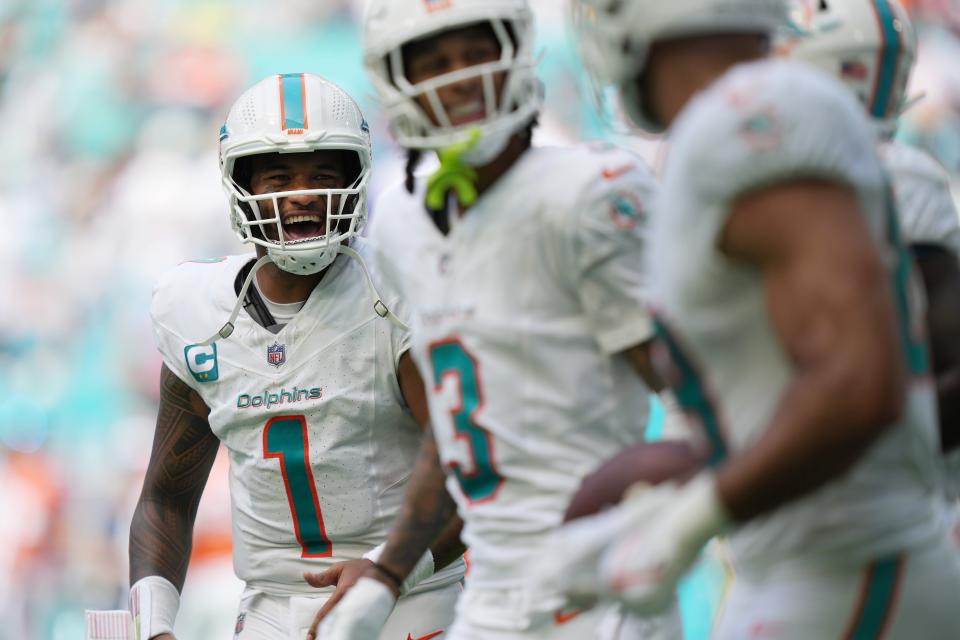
left=870, top=0, right=902, bottom=119
left=280, top=73, right=307, bottom=130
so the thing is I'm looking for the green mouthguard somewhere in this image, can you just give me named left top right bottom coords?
left=426, top=127, right=482, bottom=211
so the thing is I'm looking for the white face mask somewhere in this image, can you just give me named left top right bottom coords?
left=366, top=14, right=543, bottom=159
left=229, top=177, right=367, bottom=276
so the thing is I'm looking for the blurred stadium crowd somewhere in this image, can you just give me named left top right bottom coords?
left=0, top=0, right=958, bottom=638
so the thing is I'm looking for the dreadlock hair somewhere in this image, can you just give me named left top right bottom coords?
left=404, top=148, right=422, bottom=194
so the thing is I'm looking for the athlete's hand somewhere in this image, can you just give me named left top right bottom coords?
left=600, top=474, right=729, bottom=615
left=530, top=486, right=670, bottom=608
left=312, top=576, right=397, bottom=640
left=304, top=559, right=374, bottom=639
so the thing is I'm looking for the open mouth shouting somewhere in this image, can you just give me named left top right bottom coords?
left=281, top=211, right=327, bottom=242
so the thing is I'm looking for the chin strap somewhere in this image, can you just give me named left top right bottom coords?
left=200, top=255, right=273, bottom=346
left=337, top=244, right=409, bottom=332
left=425, top=127, right=482, bottom=211
left=200, top=247, right=409, bottom=346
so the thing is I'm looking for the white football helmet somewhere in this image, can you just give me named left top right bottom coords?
left=362, top=0, right=543, bottom=165
left=569, top=0, right=790, bottom=133
left=219, top=73, right=372, bottom=275
left=784, top=0, right=916, bottom=137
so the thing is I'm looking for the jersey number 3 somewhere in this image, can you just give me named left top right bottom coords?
left=263, top=416, right=332, bottom=557
left=430, top=339, right=504, bottom=504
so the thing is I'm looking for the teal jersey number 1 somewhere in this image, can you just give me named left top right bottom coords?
left=430, top=339, right=504, bottom=504
left=263, top=415, right=332, bottom=557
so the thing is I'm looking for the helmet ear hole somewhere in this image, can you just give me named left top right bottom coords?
left=232, top=156, right=254, bottom=193
left=343, top=150, right=363, bottom=186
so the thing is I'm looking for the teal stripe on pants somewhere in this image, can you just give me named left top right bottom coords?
left=847, top=555, right=904, bottom=640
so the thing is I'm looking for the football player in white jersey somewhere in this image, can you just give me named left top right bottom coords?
left=127, top=73, right=465, bottom=640
left=535, top=0, right=960, bottom=637
left=786, top=0, right=960, bottom=504
left=311, top=1, right=680, bottom=639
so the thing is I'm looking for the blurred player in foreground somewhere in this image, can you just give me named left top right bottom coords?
left=313, top=0, right=680, bottom=638
left=124, top=73, right=464, bottom=640
left=537, top=0, right=960, bottom=637
left=786, top=0, right=960, bottom=510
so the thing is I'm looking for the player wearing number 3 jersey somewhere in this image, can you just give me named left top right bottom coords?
left=128, top=74, right=464, bottom=640
left=315, top=2, right=679, bottom=639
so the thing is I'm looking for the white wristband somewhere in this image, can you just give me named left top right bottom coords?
left=129, top=576, right=180, bottom=640
left=318, top=576, right=397, bottom=639
left=362, top=543, right=435, bottom=595
left=672, top=472, right=731, bottom=550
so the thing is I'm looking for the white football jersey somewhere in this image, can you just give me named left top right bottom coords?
left=649, top=59, right=945, bottom=568
left=150, top=239, right=464, bottom=596
left=367, top=144, right=658, bottom=588
left=881, top=140, right=960, bottom=255
left=881, top=140, right=960, bottom=500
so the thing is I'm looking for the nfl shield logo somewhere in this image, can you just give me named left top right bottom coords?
left=423, top=0, right=452, bottom=12
left=267, top=342, right=286, bottom=368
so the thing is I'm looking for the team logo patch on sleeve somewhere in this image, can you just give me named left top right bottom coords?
left=740, top=109, right=782, bottom=151
left=267, top=342, right=286, bottom=368
left=184, top=344, right=219, bottom=382
left=608, top=191, right=644, bottom=230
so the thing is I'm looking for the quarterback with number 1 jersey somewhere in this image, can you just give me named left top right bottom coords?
left=368, top=143, right=665, bottom=638
left=150, top=241, right=464, bottom=636
left=130, top=73, right=463, bottom=640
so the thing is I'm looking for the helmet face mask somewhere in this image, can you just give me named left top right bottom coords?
left=784, top=0, right=916, bottom=136
left=391, top=21, right=514, bottom=129
left=219, top=74, right=372, bottom=275
left=363, top=0, right=543, bottom=162
left=226, top=149, right=366, bottom=269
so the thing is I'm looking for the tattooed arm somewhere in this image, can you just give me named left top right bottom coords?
left=129, top=363, right=220, bottom=590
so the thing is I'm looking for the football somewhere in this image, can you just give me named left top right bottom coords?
left=563, top=440, right=706, bottom=522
